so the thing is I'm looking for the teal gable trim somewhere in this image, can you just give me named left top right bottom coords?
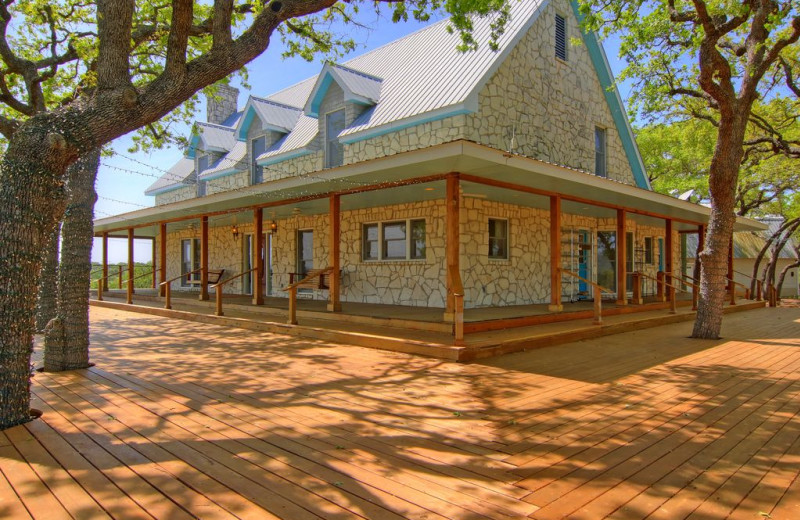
left=146, top=183, right=186, bottom=197
left=186, top=135, right=200, bottom=159
left=339, top=107, right=473, bottom=144
left=570, top=1, right=650, bottom=190
left=256, top=149, right=312, bottom=167
left=307, top=74, right=334, bottom=119
left=199, top=167, right=242, bottom=182
left=237, top=106, right=257, bottom=141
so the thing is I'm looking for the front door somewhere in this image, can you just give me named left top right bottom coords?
left=577, top=230, right=591, bottom=295
left=597, top=231, right=617, bottom=294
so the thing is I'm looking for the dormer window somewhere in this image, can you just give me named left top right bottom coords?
left=555, top=14, right=567, bottom=62
left=251, top=135, right=267, bottom=184
left=325, top=109, right=345, bottom=168
left=196, top=154, right=209, bottom=196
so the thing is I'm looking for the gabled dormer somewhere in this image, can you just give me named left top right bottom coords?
left=236, top=96, right=303, bottom=183
left=304, top=63, right=383, bottom=168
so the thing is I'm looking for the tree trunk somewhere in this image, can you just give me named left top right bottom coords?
left=44, top=149, right=100, bottom=372
left=692, top=112, right=748, bottom=339
left=36, top=224, right=60, bottom=332
left=0, top=124, right=72, bottom=428
left=776, top=259, right=800, bottom=299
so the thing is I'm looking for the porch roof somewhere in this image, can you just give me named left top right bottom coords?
left=95, top=140, right=765, bottom=237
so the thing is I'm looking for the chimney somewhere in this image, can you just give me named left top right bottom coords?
left=206, top=84, right=239, bottom=125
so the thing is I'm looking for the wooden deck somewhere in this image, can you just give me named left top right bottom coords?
left=3, top=304, right=799, bottom=519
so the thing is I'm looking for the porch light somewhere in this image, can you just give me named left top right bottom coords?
left=270, top=221, right=278, bottom=233
left=232, top=224, right=239, bottom=240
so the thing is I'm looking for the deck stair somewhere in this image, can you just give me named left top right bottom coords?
left=90, top=292, right=765, bottom=361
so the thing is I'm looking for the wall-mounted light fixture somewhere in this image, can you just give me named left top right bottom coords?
left=232, top=224, right=239, bottom=240
left=270, top=221, right=278, bottom=233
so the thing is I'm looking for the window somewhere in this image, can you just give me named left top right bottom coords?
left=595, top=126, right=607, bottom=178
left=555, top=14, right=567, bottom=61
left=251, top=135, right=267, bottom=184
left=488, top=218, right=509, bottom=259
left=362, top=219, right=426, bottom=261
left=181, top=238, right=201, bottom=287
left=325, top=109, right=345, bottom=168
left=297, top=230, right=313, bottom=276
left=196, top=154, right=209, bottom=196
left=644, top=236, right=654, bottom=264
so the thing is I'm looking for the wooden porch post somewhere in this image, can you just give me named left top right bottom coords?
left=101, top=232, right=108, bottom=294
left=445, top=173, right=460, bottom=320
left=665, top=219, right=674, bottom=301
left=151, top=237, right=157, bottom=288
left=159, top=222, right=167, bottom=297
left=328, top=194, right=342, bottom=312
left=616, top=209, right=627, bottom=305
left=127, top=228, right=134, bottom=304
left=253, top=208, right=264, bottom=305
left=200, top=215, right=209, bottom=301
left=549, top=195, right=563, bottom=311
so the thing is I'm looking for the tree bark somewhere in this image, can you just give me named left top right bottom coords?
left=0, top=123, right=72, bottom=427
left=35, top=224, right=60, bottom=332
left=776, top=258, right=800, bottom=299
left=44, top=149, right=99, bottom=372
left=692, top=112, right=748, bottom=339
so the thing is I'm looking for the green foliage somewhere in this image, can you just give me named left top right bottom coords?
left=89, top=263, right=155, bottom=290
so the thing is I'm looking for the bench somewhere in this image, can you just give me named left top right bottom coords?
left=288, top=269, right=330, bottom=290
left=186, top=269, right=225, bottom=286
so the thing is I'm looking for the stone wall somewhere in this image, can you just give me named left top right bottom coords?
left=262, top=151, right=323, bottom=182
left=207, top=85, right=239, bottom=125
left=154, top=185, right=196, bottom=206
left=207, top=170, right=249, bottom=195
left=466, top=0, right=634, bottom=185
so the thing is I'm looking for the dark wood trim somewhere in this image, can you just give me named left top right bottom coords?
left=458, top=173, right=704, bottom=226
left=159, top=223, right=167, bottom=297
left=617, top=208, right=627, bottom=305
left=102, top=233, right=109, bottom=284
left=328, top=194, right=342, bottom=312
left=200, top=216, right=209, bottom=301
left=445, top=173, right=460, bottom=314
left=253, top=208, right=264, bottom=305
left=127, top=228, right=134, bottom=304
left=549, top=195, right=563, bottom=311
left=665, top=218, right=674, bottom=301
left=97, top=174, right=450, bottom=234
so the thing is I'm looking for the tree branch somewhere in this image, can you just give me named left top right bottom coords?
left=165, top=0, right=193, bottom=78
left=96, top=0, right=134, bottom=89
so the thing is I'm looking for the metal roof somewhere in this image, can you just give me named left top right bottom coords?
left=196, top=122, right=237, bottom=152
left=247, top=96, right=303, bottom=133
left=257, top=115, right=319, bottom=164
left=199, top=141, right=248, bottom=180
left=686, top=216, right=797, bottom=259
left=144, top=157, right=195, bottom=196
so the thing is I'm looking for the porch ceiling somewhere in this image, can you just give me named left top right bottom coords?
left=95, top=140, right=765, bottom=237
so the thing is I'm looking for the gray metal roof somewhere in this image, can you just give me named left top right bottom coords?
left=199, top=141, right=248, bottom=180
left=257, top=115, right=319, bottom=164
left=196, top=122, right=237, bottom=152
left=144, top=157, right=195, bottom=195
left=686, top=216, right=797, bottom=259
left=248, top=96, right=303, bottom=132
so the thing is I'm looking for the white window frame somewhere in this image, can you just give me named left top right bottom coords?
left=644, top=236, right=654, bottom=265
left=362, top=219, right=426, bottom=261
left=250, top=134, right=267, bottom=184
left=180, top=238, right=201, bottom=287
left=488, top=218, right=510, bottom=260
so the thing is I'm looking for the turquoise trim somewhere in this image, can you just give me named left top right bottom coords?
left=570, top=1, right=650, bottom=190
left=307, top=73, right=334, bottom=119
left=256, top=148, right=312, bottom=167
left=237, top=106, right=257, bottom=141
left=186, top=134, right=200, bottom=159
left=339, top=107, right=472, bottom=144
left=198, top=167, right=242, bottom=182
left=145, top=183, right=187, bottom=196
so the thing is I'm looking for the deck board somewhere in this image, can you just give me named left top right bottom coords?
left=2, top=304, right=798, bottom=519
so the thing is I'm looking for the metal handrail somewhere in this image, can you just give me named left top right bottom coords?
left=211, top=269, right=256, bottom=316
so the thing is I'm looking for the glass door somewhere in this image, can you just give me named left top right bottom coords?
left=297, top=230, right=313, bottom=276
left=597, top=231, right=617, bottom=294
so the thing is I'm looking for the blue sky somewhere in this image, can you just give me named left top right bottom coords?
left=95, top=11, right=629, bottom=263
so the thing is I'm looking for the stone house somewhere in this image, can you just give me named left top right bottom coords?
left=94, top=0, right=763, bottom=334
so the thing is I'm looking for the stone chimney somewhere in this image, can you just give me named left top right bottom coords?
left=206, top=84, right=239, bottom=125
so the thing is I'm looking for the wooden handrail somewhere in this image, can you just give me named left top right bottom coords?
left=120, top=267, right=160, bottom=286
left=558, top=268, right=614, bottom=325
left=726, top=276, right=750, bottom=305
left=161, top=268, right=204, bottom=310
left=732, top=269, right=763, bottom=300
left=211, top=269, right=255, bottom=316
left=93, top=265, right=126, bottom=289
left=284, top=268, right=333, bottom=325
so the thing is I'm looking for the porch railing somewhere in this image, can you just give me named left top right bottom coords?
left=558, top=268, right=615, bottom=325
left=159, top=268, right=204, bottom=310
left=211, top=269, right=255, bottom=316
left=725, top=277, right=750, bottom=305
left=93, top=265, right=126, bottom=300
left=732, top=269, right=763, bottom=301
left=283, top=267, right=333, bottom=325
left=119, top=267, right=161, bottom=304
